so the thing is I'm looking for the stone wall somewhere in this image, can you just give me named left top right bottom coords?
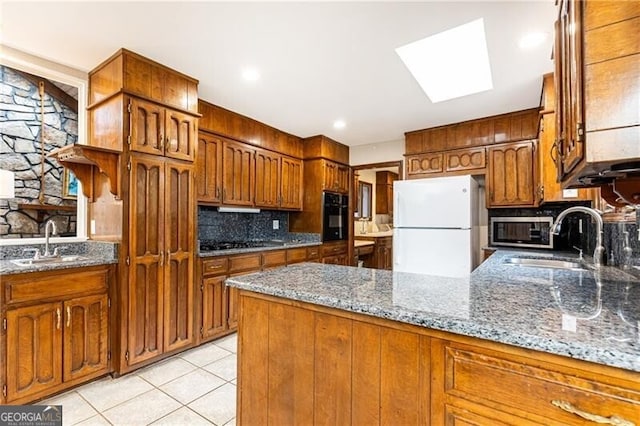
left=0, top=65, right=78, bottom=238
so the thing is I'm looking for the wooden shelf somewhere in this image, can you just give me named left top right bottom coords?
left=48, top=145, right=121, bottom=201
left=18, top=203, right=76, bottom=222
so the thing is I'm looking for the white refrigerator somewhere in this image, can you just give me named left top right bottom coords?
left=393, top=175, right=479, bottom=277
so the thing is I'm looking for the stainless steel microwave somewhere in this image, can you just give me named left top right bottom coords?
left=490, top=216, right=554, bottom=249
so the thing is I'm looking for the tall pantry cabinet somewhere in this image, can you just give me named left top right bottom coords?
left=85, top=49, right=199, bottom=373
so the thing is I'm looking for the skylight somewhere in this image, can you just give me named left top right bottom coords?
left=396, top=18, right=493, bottom=103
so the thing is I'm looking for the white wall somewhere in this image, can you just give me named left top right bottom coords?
left=350, top=139, right=404, bottom=167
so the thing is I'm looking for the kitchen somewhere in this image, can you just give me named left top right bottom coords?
left=1, top=1, right=640, bottom=425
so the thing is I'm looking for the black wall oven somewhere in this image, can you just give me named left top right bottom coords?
left=322, top=192, right=349, bottom=241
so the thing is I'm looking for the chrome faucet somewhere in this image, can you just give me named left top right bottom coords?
left=43, top=220, right=57, bottom=258
left=550, top=206, right=604, bottom=267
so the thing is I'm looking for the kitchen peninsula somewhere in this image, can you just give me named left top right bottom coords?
left=228, top=252, right=640, bottom=425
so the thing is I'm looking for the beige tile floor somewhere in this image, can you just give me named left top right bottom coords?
left=40, top=334, right=238, bottom=426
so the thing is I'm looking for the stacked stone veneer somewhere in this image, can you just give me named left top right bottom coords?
left=0, top=66, right=78, bottom=238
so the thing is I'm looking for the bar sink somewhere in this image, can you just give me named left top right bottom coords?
left=503, top=257, right=588, bottom=271
left=11, top=255, right=87, bottom=267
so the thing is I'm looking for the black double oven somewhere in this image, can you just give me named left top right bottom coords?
left=322, top=192, right=349, bottom=242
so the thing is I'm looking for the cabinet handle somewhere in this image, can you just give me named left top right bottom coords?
left=166, top=251, right=170, bottom=263
left=160, top=250, right=164, bottom=266
left=551, top=400, right=635, bottom=426
left=550, top=141, right=557, bottom=162
left=56, top=308, right=61, bottom=330
left=208, top=264, right=223, bottom=270
left=159, top=133, right=164, bottom=148
left=66, top=306, right=71, bottom=328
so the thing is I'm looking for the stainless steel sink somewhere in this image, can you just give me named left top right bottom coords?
left=10, top=255, right=87, bottom=267
left=503, top=257, right=588, bottom=271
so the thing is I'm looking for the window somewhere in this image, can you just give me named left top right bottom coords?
left=0, top=46, right=88, bottom=244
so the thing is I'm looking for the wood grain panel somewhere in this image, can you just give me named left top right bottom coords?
left=88, top=95, right=124, bottom=151
left=255, top=149, right=281, bottom=208
left=5, top=268, right=108, bottom=304
left=196, top=132, right=222, bottom=204
left=201, top=275, right=228, bottom=340
left=238, top=295, right=270, bottom=425
left=6, top=302, right=63, bottom=402
left=585, top=54, right=640, bottom=131
left=263, top=249, right=287, bottom=268
left=63, top=294, right=109, bottom=382
left=352, top=321, right=381, bottom=424
left=89, top=52, right=123, bottom=105
left=314, top=312, right=352, bottom=424
left=267, top=303, right=314, bottom=425
left=584, top=0, right=640, bottom=31
left=585, top=17, right=640, bottom=64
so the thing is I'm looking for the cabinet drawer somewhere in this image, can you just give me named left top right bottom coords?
left=202, top=257, right=229, bottom=276
left=443, top=343, right=640, bottom=425
left=286, top=247, right=307, bottom=264
left=306, top=246, right=320, bottom=260
left=321, top=242, right=347, bottom=257
left=4, top=267, right=109, bottom=305
left=263, top=250, right=287, bottom=268
left=229, top=253, right=262, bottom=273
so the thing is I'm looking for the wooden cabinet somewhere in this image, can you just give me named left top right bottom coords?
left=444, top=147, right=486, bottom=173
left=321, top=241, right=349, bottom=265
left=129, top=97, right=197, bottom=162
left=222, top=140, right=255, bottom=206
left=280, top=156, right=303, bottom=210
left=406, top=153, right=444, bottom=178
left=486, top=141, right=539, bottom=208
left=554, top=0, right=585, bottom=180
left=196, top=132, right=222, bottom=204
left=3, top=266, right=111, bottom=404
left=554, top=0, right=640, bottom=187
left=375, top=171, right=398, bottom=215
left=538, top=74, right=594, bottom=203
left=431, top=338, right=640, bottom=425
left=359, top=236, right=392, bottom=270
left=238, top=290, right=640, bottom=426
left=255, top=148, right=281, bottom=208
left=323, top=160, right=350, bottom=194
left=126, top=154, right=194, bottom=366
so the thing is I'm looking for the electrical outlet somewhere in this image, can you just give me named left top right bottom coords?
left=273, top=220, right=279, bottom=230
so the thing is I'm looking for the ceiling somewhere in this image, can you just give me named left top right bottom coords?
left=0, top=1, right=556, bottom=146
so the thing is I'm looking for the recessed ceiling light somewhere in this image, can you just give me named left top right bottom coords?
left=242, top=68, right=260, bottom=82
left=395, top=18, right=493, bottom=103
left=518, top=32, right=548, bottom=50
left=333, top=120, right=346, bottom=130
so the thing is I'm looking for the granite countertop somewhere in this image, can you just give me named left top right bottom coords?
left=354, top=240, right=375, bottom=248
left=199, top=241, right=321, bottom=258
left=0, top=241, right=118, bottom=275
left=227, top=250, right=640, bottom=372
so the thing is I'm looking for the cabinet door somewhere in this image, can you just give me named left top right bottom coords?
left=555, top=0, right=585, bottom=179
left=444, top=147, right=486, bottom=173
left=6, top=303, right=63, bottom=402
left=201, top=275, right=228, bottom=341
left=255, top=149, right=281, bottom=208
left=323, top=161, right=339, bottom=191
left=227, top=286, right=239, bottom=330
left=336, top=165, right=350, bottom=194
left=196, top=133, right=222, bottom=204
left=280, top=156, right=303, bottom=210
left=165, top=109, right=196, bottom=161
left=406, top=153, right=444, bottom=178
left=128, top=155, right=165, bottom=365
left=487, top=142, right=537, bottom=208
left=222, top=140, right=255, bottom=206
left=164, top=161, right=195, bottom=352
left=129, top=97, right=164, bottom=157
left=63, top=294, right=109, bottom=382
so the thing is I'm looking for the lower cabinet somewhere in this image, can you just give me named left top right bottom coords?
left=238, top=292, right=640, bottom=425
left=321, top=241, right=349, bottom=265
left=2, top=265, right=112, bottom=404
left=359, top=236, right=393, bottom=270
left=199, top=245, right=321, bottom=344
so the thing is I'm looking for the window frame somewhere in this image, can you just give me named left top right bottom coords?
left=0, top=46, right=88, bottom=245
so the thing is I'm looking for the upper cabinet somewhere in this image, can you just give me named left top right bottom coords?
left=405, top=109, right=539, bottom=180
left=375, top=171, right=398, bottom=215
left=196, top=101, right=304, bottom=210
left=553, top=0, right=640, bottom=191
left=130, top=97, right=196, bottom=161
left=322, top=160, right=350, bottom=194
left=486, top=141, right=539, bottom=208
